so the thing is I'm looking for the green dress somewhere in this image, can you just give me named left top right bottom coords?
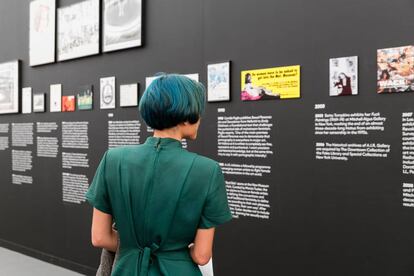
left=86, top=137, right=232, bottom=276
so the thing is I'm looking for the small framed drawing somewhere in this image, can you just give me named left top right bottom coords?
left=120, top=83, right=138, bottom=107
left=207, top=61, right=231, bottom=102
left=22, top=87, right=33, bottom=114
left=103, top=0, right=143, bottom=52
left=50, top=84, right=62, bottom=112
left=33, top=93, right=46, bottom=112
left=57, top=0, right=100, bottom=61
left=100, top=76, right=116, bottom=109
left=0, top=60, right=20, bottom=114
left=30, top=0, right=56, bottom=66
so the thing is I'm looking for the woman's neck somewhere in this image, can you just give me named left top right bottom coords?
left=153, top=128, right=183, bottom=141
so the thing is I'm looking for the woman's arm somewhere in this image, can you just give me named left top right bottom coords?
left=189, top=228, right=215, bottom=265
left=91, top=208, right=118, bottom=252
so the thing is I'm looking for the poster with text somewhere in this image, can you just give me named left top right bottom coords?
left=329, top=56, right=358, bottom=96
left=377, top=45, right=414, bottom=93
left=241, top=65, right=300, bottom=101
left=57, top=0, right=100, bottom=61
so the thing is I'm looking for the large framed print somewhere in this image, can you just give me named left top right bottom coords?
left=57, top=0, right=100, bottom=61
left=103, top=0, right=143, bottom=52
left=207, top=61, right=231, bottom=102
left=30, top=0, right=56, bottom=66
left=0, top=61, right=19, bottom=114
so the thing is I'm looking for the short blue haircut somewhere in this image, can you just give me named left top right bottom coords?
left=139, top=74, right=206, bottom=130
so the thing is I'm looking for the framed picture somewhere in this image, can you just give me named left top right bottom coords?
left=50, top=84, right=62, bottom=112
left=62, top=95, right=75, bottom=112
left=329, top=56, right=358, bottom=96
left=33, top=93, right=46, bottom=113
left=207, top=61, right=231, bottom=102
left=241, top=65, right=300, bottom=101
left=120, top=83, right=138, bottom=107
left=0, top=60, right=19, bottom=114
left=57, top=0, right=100, bottom=61
left=377, top=45, right=414, bottom=93
left=22, top=87, right=32, bottom=114
left=30, top=0, right=56, bottom=66
left=103, top=0, right=143, bottom=52
left=77, top=85, right=93, bottom=110
left=100, top=76, right=116, bottom=109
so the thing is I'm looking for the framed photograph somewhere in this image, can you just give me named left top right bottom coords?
left=329, top=56, right=358, bottom=96
left=103, top=0, right=143, bottom=52
left=100, top=76, right=116, bottom=109
left=50, top=84, right=62, bottom=112
left=22, top=87, right=32, bottom=114
left=62, top=95, right=75, bottom=112
left=120, top=83, right=138, bottom=107
left=33, top=93, right=46, bottom=113
left=207, top=61, right=231, bottom=102
left=241, top=65, right=300, bottom=101
left=57, top=0, right=100, bottom=61
left=0, top=60, right=19, bottom=114
left=377, top=45, right=414, bottom=93
left=30, top=0, right=56, bottom=66
left=77, top=85, right=93, bottom=110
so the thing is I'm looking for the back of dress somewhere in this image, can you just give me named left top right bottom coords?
left=86, top=137, right=232, bottom=276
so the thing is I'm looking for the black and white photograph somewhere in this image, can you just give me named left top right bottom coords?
left=100, top=76, right=116, bottom=109
left=120, top=83, right=138, bottom=107
left=329, top=56, right=358, bottom=96
left=207, top=61, right=231, bottom=102
left=0, top=60, right=19, bottom=114
left=33, top=93, right=45, bottom=112
left=29, top=0, right=55, bottom=66
left=103, top=0, right=143, bottom=52
left=57, top=0, right=100, bottom=61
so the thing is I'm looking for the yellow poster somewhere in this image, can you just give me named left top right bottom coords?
left=241, top=65, right=300, bottom=101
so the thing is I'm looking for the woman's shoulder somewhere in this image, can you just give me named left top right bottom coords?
left=192, top=154, right=220, bottom=172
left=105, top=145, right=144, bottom=160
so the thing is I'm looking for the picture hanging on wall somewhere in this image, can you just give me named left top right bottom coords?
left=57, top=0, right=100, bottom=61
left=100, top=76, right=116, bottom=109
left=77, top=85, right=93, bottom=110
left=0, top=60, right=19, bottom=114
left=50, top=84, right=62, bottom=112
left=30, top=0, right=56, bottom=66
left=329, top=56, right=358, bottom=96
left=377, top=45, right=414, bottom=93
left=62, top=95, right=75, bottom=112
left=241, top=65, right=300, bottom=101
left=33, top=93, right=46, bottom=113
left=145, top=74, right=199, bottom=89
left=120, top=83, right=138, bottom=107
left=22, top=87, right=32, bottom=114
left=207, top=61, right=231, bottom=102
left=103, top=0, right=143, bottom=52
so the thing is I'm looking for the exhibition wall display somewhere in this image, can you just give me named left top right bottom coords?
left=0, top=0, right=414, bottom=275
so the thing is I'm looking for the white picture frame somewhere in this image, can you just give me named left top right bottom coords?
left=33, top=93, right=46, bottom=113
left=100, top=76, right=116, bottom=109
left=50, top=84, right=62, bottom=112
left=207, top=61, right=231, bottom=102
left=120, top=83, right=138, bottom=107
left=22, top=87, right=32, bottom=114
left=0, top=60, right=19, bottom=114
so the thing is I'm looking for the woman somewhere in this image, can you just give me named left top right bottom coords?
left=241, top=73, right=280, bottom=101
left=334, top=72, right=352, bottom=96
left=86, top=74, right=232, bottom=275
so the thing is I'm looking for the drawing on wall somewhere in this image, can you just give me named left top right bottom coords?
left=207, top=61, right=231, bottom=102
left=241, top=65, right=300, bottom=101
left=145, top=74, right=199, bottom=89
left=50, top=84, right=62, bottom=112
left=120, top=83, right=138, bottom=107
left=62, top=95, right=75, bottom=112
left=30, top=0, right=56, bottom=66
left=22, top=87, right=32, bottom=114
left=100, top=76, right=116, bottom=109
left=57, top=0, right=100, bottom=61
left=103, top=0, right=142, bottom=52
left=33, top=93, right=45, bottom=112
left=77, top=85, right=93, bottom=110
left=329, top=56, right=358, bottom=96
left=377, top=45, right=414, bottom=93
left=0, top=61, right=19, bottom=114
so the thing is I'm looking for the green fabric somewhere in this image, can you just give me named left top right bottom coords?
left=86, top=137, right=232, bottom=276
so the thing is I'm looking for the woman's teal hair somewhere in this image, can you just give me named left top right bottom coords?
left=139, top=74, right=206, bottom=130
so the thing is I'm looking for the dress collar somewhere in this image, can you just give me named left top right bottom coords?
left=144, top=136, right=182, bottom=149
